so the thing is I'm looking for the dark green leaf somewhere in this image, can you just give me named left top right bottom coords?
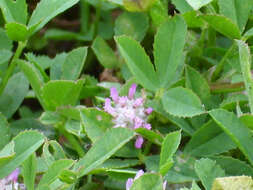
left=200, top=14, right=241, bottom=39
left=61, top=47, right=88, bottom=80
left=209, top=109, right=253, bottom=166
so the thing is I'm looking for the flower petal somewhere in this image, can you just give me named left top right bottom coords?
left=128, top=84, right=137, bottom=99
left=135, top=136, right=144, bottom=149
left=110, top=87, right=119, bottom=102
left=126, top=178, right=134, bottom=190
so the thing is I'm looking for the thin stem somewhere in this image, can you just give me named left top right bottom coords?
left=0, top=41, right=26, bottom=95
left=58, top=123, right=85, bottom=157
left=210, top=82, right=245, bottom=94
left=80, top=0, right=90, bottom=34
left=93, top=2, right=101, bottom=39
left=211, top=42, right=236, bottom=82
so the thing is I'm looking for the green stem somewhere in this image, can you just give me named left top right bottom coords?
left=0, top=41, right=26, bottom=95
left=211, top=42, right=236, bottom=81
left=80, top=0, right=90, bottom=34
left=93, top=2, right=101, bottom=39
left=58, top=123, right=85, bottom=157
left=210, top=82, right=245, bottom=94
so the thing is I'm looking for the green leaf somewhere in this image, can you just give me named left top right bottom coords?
left=185, top=65, right=211, bottom=105
left=135, top=128, right=163, bottom=146
left=115, top=36, right=159, bottom=91
left=130, top=173, right=163, bottom=190
left=18, top=60, right=45, bottom=108
left=114, top=12, right=149, bottom=42
left=25, top=53, right=54, bottom=70
left=154, top=15, right=187, bottom=88
left=240, top=114, right=253, bottom=130
left=37, top=159, right=74, bottom=188
left=0, top=28, right=12, bottom=50
left=0, top=130, right=45, bottom=178
left=171, top=0, right=193, bottom=13
left=75, top=128, right=134, bottom=177
left=0, top=142, right=15, bottom=168
left=0, top=72, right=29, bottom=119
left=95, top=159, right=139, bottom=172
left=0, top=0, right=28, bottom=24
left=209, top=109, right=253, bottom=166
left=41, top=80, right=84, bottom=111
left=236, top=40, right=253, bottom=113
left=92, top=36, right=119, bottom=69
left=22, top=153, right=37, bottom=190
left=184, top=120, right=236, bottom=156
left=200, top=14, right=241, bottom=39
left=218, top=0, right=253, bottom=32
left=28, top=0, right=79, bottom=33
left=160, top=131, right=181, bottom=176
left=80, top=108, right=113, bottom=142
left=186, top=0, right=213, bottom=10
left=162, top=87, right=205, bottom=117
left=61, top=47, right=88, bottom=80
left=49, top=53, right=67, bottom=80
left=195, top=158, right=225, bottom=190
left=213, top=156, right=253, bottom=176
left=0, top=114, right=10, bottom=150
left=5, top=22, right=29, bottom=41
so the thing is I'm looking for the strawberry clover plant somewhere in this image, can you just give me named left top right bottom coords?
left=0, top=0, right=253, bottom=189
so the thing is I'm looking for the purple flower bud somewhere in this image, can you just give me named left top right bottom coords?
left=104, top=98, right=115, bottom=115
left=110, top=87, right=119, bottom=102
left=133, top=98, right=144, bottom=107
left=163, top=181, right=167, bottom=190
left=134, top=170, right=144, bottom=180
left=126, top=178, right=134, bottom=190
left=135, top=136, right=144, bottom=149
left=128, top=84, right=137, bottom=99
left=118, top=96, right=128, bottom=107
left=7, top=168, right=20, bottom=183
left=144, top=123, right=151, bottom=130
left=145, top=107, right=153, bottom=115
left=134, top=117, right=143, bottom=129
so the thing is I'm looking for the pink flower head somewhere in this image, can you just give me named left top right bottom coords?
left=135, top=136, right=144, bottom=149
left=7, top=168, right=20, bottom=182
left=104, top=84, right=153, bottom=149
left=133, top=98, right=143, bottom=107
left=128, top=84, right=137, bottom=99
left=134, top=117, right=143, bottom=129
left=144, top=123, right=151, bottom=130
left=145, top=107, right=153, bottom=115
left=104, top=98, right=115, bottom=115
left=110, top=87, right=119, bottom=102
left=126, top=178, right=134, bottom=190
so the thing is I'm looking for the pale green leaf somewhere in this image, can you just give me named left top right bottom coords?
left=115, top=36, right=159, bottom=91
left=75, top=128, right=134, bottom=177
left=162, top=87, right=205, bottom=117
left=154, top=15, right=187, bottom=88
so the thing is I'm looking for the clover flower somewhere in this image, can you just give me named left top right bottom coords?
left=104, top=84, right=153, bottom=149
left=126, top=170, right=167, bottom=190
left=0, top=168, right=26, bottom=190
